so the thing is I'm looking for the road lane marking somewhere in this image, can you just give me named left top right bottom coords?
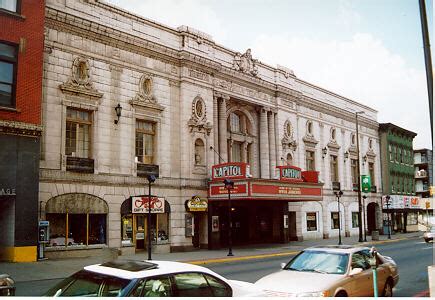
left=184, top=251, right=299, bottom=265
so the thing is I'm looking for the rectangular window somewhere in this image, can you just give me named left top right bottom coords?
left=389, top=145, right=393, bottom=161
left=368, top=162, right=375, bottom=187
left=351, top=159, right=358, bottom=184
left=407, top=212, right=417, bottom=225
left=352, top=212, right=359, bottom=228
left=331, top=212, right=340, bottom=229
left=0, top=0, right=18, bottom=12
left=136, top=120, right=155, bottom=164
left=330, top=155, right=338, bottom=182
left=306, top=212, right=317, bottom=231
left=231, top=141, right=242, bottom=162
left=305, top=150, right=315, bottom=171
left=66, top=108, right=92, bottom=158
left=0, top=42, right=17, bottom=107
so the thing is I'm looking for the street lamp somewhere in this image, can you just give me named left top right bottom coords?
left=362, top=195, right=367, bottom=242
left=385, top=195, right=392, bottom=239
left=224, top=178, right=234, bottom=256
left=334, top=190, right=343, bottom=245
left=147, top=174, right=156, bottom=260
left=355, top=111, right=364, bottom=242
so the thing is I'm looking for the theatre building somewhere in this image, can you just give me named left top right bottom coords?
left=39, top=0, right=382, bottom=258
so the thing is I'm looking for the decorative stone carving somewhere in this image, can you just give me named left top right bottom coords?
left=187, top=95, right=212, bottom=135
left=282, top=120, right=297, bottom=151
left=302, top=121, right=318, bottom=147
left=59, top=56, right=103, bottom=98
left=233, top=48, right=258, bottom=76
left=327, top=127, right=340, bottom=151
left=130, top=73, right=164, bottom=113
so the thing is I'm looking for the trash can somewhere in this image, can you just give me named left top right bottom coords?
left=371, top=230, right=379, bottom=241
left=0, top=274, right=15, bottom=296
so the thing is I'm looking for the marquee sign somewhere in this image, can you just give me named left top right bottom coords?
left=382, top=195, right=420, bottom=210
left=277, top=166, right=303, bottom=182
left=132, top=196, right=165, bottom=213
left=185, top=196, right=208, bottom=212
left=211, top=162, right=250, bottom=180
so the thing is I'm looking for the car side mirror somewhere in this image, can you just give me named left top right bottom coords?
left=281, top=263, right=286, bottom=269
left=349, top=268, right=363, bottom=276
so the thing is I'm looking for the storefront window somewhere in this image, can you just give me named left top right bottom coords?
left=352, top=212, right=359, bottom=228
left=306, top=212, right=317, bottom=231
left=46, top=213, right=106, bottom=247
left=121, top=213, right=169, bottom=246
left=331, top=212, right=339, bottom=229
left=407, top=213, right=417, bottom=225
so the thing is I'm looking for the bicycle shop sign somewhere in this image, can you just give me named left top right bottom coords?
left=132, top=196, right=165, bottom=213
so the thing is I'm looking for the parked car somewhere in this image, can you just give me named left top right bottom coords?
left=44, top=260, right=266, bottom=297
left=423, top=226, right=435, bottom=242
left=50, top=235, right=77, bottom=246
left=255, top=245, right=399, bottom=297
left=0, top=274, right=15, bottom=296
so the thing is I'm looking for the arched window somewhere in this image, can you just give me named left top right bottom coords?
left=194, top=139, right=205, bottom=165
left=307, top=121, right=313, bottom=135
left=230, top=113, right=241, bottom=133
left=227, top=111, right=253, bottom=163
left=286, top=153, right=293, bottom=166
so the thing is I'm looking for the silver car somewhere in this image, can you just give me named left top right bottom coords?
left=255, top=245, right=399, bottom=297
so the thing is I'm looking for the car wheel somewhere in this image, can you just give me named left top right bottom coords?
left=382, top=280, right=393, bottom=297
left=425, top=238, right=430, bottom=243
left=335, top=291, right=347, bottom=297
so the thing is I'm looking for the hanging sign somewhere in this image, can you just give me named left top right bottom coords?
left=211, top=162, right=250, bottom=180
left=185, top=196, right=208, bottom=212
left=277, top=166, right=303, bottom=182
left=132, top=196, right=165, bottom=213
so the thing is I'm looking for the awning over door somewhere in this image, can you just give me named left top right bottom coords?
left=46, top=193, right=108, bottom=214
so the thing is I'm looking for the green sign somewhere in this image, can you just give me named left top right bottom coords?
left=361, top=175, right=371, bottom=193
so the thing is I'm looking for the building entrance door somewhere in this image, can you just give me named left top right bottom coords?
left=135, top=215, right=145, bottom=250
left=193, top=214, right=200, bottom=248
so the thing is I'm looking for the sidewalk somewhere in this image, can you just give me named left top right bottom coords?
left=1, top=231, right=422, bottom=283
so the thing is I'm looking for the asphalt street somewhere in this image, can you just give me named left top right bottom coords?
left=206, top=237, right=433, bottom=297
left=13, top=237, right=433, bottom=297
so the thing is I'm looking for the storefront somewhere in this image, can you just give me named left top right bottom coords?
left=185, top=196, right=208, bottom=249
left=208, top=163, right=323, bottom=249
left=120, top=196, right=170, bottom=254
left=382, top=195, right=421, bottom=233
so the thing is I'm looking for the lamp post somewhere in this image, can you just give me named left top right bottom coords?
left=362, top=195, right=367, bottom=242
left=385, top=195, right=392, bottom=239
left=147, top=174, right=156, bottom=260
left=224, top=178, right=234, bottom=256
left=334, top=190, right=343, bottom=245
left=355, top=111, right=364, bottom=242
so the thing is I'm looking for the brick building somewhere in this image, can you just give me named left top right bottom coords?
left=40, top=0, right=382, bottom=258
left=0, top=1, right=45, bottom=262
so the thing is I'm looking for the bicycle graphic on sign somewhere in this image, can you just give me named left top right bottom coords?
left=132, top=196, right=164, bottom=213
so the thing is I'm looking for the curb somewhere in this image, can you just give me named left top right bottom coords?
left=184, top=236, right=419, bottom=265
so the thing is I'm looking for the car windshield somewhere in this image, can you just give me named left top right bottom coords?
left=44, top=270, right=131, bottom=297
left=284, top=250, right=349, bottom=275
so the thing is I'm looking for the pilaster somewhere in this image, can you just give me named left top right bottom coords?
left=259, top=107, right=270, bottom=179
left=268, top=111, right=276, bottom=178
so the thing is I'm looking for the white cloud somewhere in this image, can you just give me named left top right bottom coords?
left=251, top=33, right=430, bottom=148
left=105, top=0, right=228, bottom=43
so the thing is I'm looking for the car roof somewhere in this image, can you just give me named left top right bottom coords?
left=304, top=245, right=370, bottom=254
left=83, top=260, right=223, bottom=280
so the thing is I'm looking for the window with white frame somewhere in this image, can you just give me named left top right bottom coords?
left=331, top=212, right=340, bottom=229
left=136, top=120, right=155, bottom=164
left=352, top=212, right=359, bottom=228
left=369, top=162, right=375, bottom=186
left=306, top=212, right=317, bottom=231
left=330, top=155, right=338, bottom=183
left=306, top=150, right=315, bottom=171
left=351, top=159, right=358, bottom=184
left=65, top=108, right=92, bottom=158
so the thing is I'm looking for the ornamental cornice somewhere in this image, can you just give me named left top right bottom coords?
left=0, top=120, right=43, bottom=137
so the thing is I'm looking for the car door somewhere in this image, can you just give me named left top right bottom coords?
left=347, top=251, right=373, bottom=296
left=128, top=275, right=172, bottom=297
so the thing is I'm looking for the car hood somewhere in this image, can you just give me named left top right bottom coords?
left=228, top=279, right=268, bottom=297
left=255, top=270, right=343, bottom=294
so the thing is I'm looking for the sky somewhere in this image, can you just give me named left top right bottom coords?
left=106, top=0, right=433, bottom=149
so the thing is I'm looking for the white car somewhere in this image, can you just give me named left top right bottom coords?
left=255, top=245, right=399, bottom=297
left=423, top=226, right=435, bottom=243
left=44, top=260, right=265, bottom=297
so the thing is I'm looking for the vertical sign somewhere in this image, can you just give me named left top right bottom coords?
left=361, top=175, right=371, bottom=193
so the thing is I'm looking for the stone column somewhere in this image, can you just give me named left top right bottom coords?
left=218, top=96, right=228, bottom=163
left=242, top=141, right=248, bottom=163
left=274, top=112, right=280, bottom=167
left=259, top=107, right=270, bottom=179
left=268, top=111, right=276, bottom=178
left=213, top=94, right=219, bottom=164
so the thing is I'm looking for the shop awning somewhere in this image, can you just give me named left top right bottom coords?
left=46, top=193, right=108, bottom=214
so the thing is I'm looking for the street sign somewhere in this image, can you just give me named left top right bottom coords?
left=139, top=164, right=159, bottom=178
left=361, top=175, right=371, bottom=193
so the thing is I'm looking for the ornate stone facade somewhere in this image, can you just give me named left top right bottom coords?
left=40, top=0, right=383, bottom=256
